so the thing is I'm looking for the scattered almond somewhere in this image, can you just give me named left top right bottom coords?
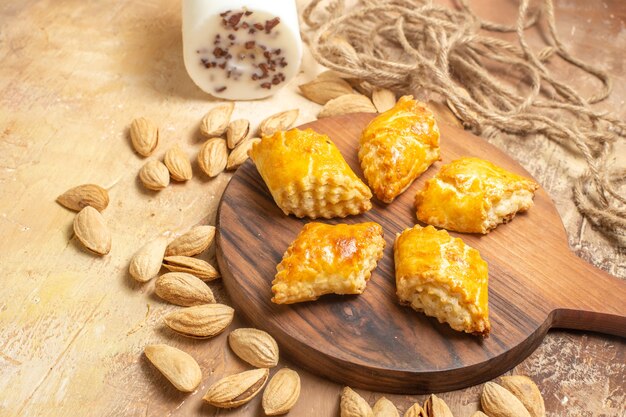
left=318, top=94, right=377, bottom=118
left=198, top=138, right=228, bottom=178
left=481, top=382, right=532, bottom=417
left=200, top=102, right=234, bottom=138
left=129, top=237, right=168, bottom=282
left=162, top=256, right=220, bottom=281
left=424, top=395, right=453, bottom=417
left=372, top=88, right=396, bottom=113
left=470, top=413, right=489, bottom=417
left=226, top=138, right=261, bottom=170
left=203, top=368, right=269, bottom=408
left=226, top=119, right=250, bottom=149
left=404, top=403, right=427, bottom=417
left=165, top=225, right=216, bottom=257
left=499, top=376, right=545, bottom=417
left=259, top=109, right=299, bottom=137
left=299, top=78, right=354, bottom=105
left=144, top=344, right=202, bottom=392
left=341, top=386, right=374, bottom=417
left=57, top=184, right=109, bottom=212
left=155, top=272, right=215, bottom=306
left=262, top=368, right=301, bottom=415
left=228, top=328, right=279, bottom=368
left=73, top=206, right=111, bottom=255
left=164, top=303, right=234, bottom=338
left=139, top=160, right=170, bottom=190
left=130, top=117, right=159, bottom=156
left=373, top=397, right=399, bottom=417
left=345, top=78, right=375, bottom=96
left=164, top=144, right=192, bottom=181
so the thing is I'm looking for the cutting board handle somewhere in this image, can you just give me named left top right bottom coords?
left=549, top=252, right=626, bottom=337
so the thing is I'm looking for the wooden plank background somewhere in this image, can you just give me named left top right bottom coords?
left=0, top=0, right=623, bottom=416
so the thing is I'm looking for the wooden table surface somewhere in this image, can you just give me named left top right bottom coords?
left=0, top=1, right=623, bottom=416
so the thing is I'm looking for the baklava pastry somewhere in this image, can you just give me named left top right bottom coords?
left=359, top=96, right=440, bottom=203
left=249, top=128, right=372, bottom=219
left=272, top=222, right=385, bottom=304
left=415, top=157, right=539, bottom=234
left=394, top=225, right=490, bottom=336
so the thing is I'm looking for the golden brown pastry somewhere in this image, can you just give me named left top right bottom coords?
left=272, top=222, right=385, bottom=304
left=249, top=128, right=372, bottom=219
left=394, top=225, right=490, bottom=336
left=359, top=96, right=440, bottom=203
left=415, top=157, right=539, bottom=234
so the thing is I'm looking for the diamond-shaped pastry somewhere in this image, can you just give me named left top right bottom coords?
left=394, top=225, right=490, bottom=336
left=359, top=96, right=440, bottom=203
left=415, top=157, right=539, bottom=234
left=272, top=222, right=385, bottom=304
left=250, top=128, right=372, bottom=219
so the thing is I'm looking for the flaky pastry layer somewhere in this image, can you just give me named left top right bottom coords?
left=272, top=222, right=385, bottom=304
left=415, top=157, right=539, bottom=233
left=394, top=225, right=490, bottom=336
left=250, top=128, right=372, bottom=219
left=359, top=96, right=440, bottom=203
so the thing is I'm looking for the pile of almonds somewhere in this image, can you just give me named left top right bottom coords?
left=132, top=103, right=299, bottom=191
left=127, top=222, right=301, bottom=413
left=341, top=375, right=545, bottom=417
left=299, top=70, right=397, bottom=117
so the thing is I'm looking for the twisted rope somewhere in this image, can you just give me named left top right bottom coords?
left=303, top=0, right=626, bottom=241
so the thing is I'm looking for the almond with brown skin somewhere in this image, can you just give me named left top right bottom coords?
left=198, top=138, right=228, bottom=178
left=373, top=397, right=399, bottom=417
left=155, top=272, right=215, bottom=306
left=203, top=368, right=269, bottom=408
left=129, top=237, right=168, bottom=282
left=228, top=328, right=279, bottom=368
left=73, top=206, right=111, bottom=255
left=299, top=78, right=354, bottom=105
left=470, top=412, right=489, bottom=417
left=164, top=303, right=234, bottom=339
left=499, top=376, right=545, bottom=417
left=139, top=160, right=170, bottom=190
left=130, top=117, right=159, bottom=156
left=200, top=102, right=235, bottom=138
left=341, top=387, right=374, bottom=417
left=372, top=88, right=396, bottom=113
left=424, top=394, right=453, bottom=417
left=226, top=138, right=261, bottom=170
left=57, top=184, right=109, bottom=212
left=259, top=110, right=299, bottom=137
left=144, top=344, right=202, bottom=392
left=481, top=382, right=531, bottom=417
left=164, top=144, right=192, bottom=181
left=262, top=368, right=301, bottom=415
left=162, top=256, right=220, bottom=281
left=226, top=119, right=250, bottom=149
left=404, top=403, right=427, bottom=417
left=318, top=94, right=377, bottom=118
left=165, top=225, right=216, bottom=257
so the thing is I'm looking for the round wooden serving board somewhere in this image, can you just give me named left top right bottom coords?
left=216, top=113, right=626, bottom=394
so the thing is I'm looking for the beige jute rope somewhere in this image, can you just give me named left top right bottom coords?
left=302, top=0, right=626, bottom=242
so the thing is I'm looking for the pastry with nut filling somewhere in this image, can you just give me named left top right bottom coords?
left=272, top=222, right=385, bottom=304
left=359, top=96, right=440, bottom=203
left=249, top=128, right=372, bottom=219
left=394, top=225, right=490, bottom=336
left=415, top=157, right=539, bottom=234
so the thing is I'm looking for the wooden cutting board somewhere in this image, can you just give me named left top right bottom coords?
left=215, top=113, right=626, bottom=394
